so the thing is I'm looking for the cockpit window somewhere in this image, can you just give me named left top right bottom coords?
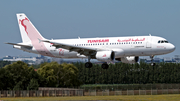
left=158, top=40, right=168, bottom=43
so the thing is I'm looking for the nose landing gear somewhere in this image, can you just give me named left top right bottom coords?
left=150, top=55, right=156, bottom=66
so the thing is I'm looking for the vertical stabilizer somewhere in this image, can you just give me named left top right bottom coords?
left=17, top=13, right=45, bottom=43
left=16, top=13, right=54, bottom=57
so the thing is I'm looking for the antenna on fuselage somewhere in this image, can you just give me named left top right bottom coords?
left=78, top=36, right=80, bottom=39
left=149, top=34, right=151, bottom=36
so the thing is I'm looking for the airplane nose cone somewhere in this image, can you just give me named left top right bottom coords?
left=169, top=44, right=175, bottom=52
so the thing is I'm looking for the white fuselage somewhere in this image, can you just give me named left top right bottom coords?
left=16, top=36, right=175, bottom=59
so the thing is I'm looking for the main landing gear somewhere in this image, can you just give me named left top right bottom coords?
left=85, top=62, right=109, bottom=69
left=101, top=62, right=109, bottom=69
left=84, top=56, right=109, bottom=69
left=150, top=55, right=156, bottom=66
left=85, top=62, right=93, bottom=68
left=85, top=56, right=93, bottom=68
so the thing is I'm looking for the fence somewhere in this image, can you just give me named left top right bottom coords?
left=0, top=89, right=180, bottom=97
left=1, top=84, right=180, bottom=97
left=0, top=90, right=84, bottom=97
left=84, top=88, right=180, bottom=96
left=82, top=84, right=180, bottom=96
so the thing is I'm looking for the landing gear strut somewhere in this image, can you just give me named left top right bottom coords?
left=150, top=55, right=156, bottom=66
left=101, top=62, right=109, bottom=69
left=85, top=56, right=93, bottom=68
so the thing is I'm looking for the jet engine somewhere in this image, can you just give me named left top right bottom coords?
left=95, top=51, right=115, bottom=62
left=116, top=56, right=139, bottom=64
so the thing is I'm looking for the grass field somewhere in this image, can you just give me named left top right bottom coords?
left=0, top=94, right=180, bottom=101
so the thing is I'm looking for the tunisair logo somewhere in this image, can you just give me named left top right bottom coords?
left=87, top=39, right=109, bottom=43
left=59, top=49, right=64, bottom=56
left=19, top=17, right=29, bottom=35
left=102, top=54, right=106, bottom=57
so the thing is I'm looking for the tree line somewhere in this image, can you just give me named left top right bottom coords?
left=0, top=61, right=180, bottom=90
left=0, top=61, right=81, bottom=90
left=74, top=62, right=180, bottom=84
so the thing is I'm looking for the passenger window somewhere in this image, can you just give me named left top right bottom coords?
left=158, top=41, right=160, bottom=43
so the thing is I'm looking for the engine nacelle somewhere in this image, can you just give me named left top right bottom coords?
left=120, top=56, right=139, bottom=64
left=96, top=51, right=115, bottom=62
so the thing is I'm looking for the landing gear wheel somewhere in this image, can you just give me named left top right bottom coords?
left=101, top=63, right=109, bottom=69
left=85, top=62, right=93, bottom=68
left=151, top=63, right=156, bottom=66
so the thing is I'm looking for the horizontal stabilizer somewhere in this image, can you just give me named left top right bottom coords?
left=5, top=42, right=32, bottom=48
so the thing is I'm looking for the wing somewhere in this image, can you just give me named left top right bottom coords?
left=5, top=42, right=32, bottom=48
left=42, top=40, right=107, bottom=56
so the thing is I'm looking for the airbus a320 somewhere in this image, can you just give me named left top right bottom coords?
left=6, top=13, right=175, bottom=69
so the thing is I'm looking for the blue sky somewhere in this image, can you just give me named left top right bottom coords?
left=0, top=0, right=180, bottom=58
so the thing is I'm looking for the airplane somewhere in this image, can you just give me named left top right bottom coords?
left=6, top=13, right=175, bottom=69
